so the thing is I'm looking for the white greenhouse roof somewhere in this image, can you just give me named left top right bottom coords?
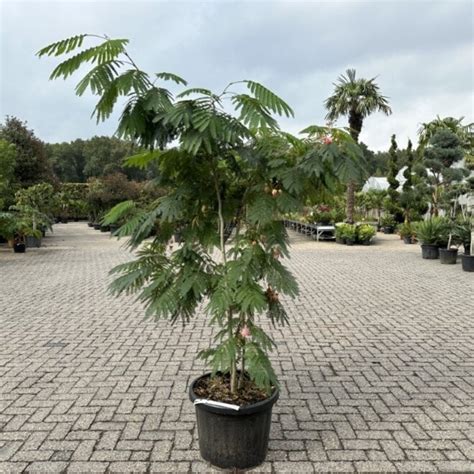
left=362, top=167, right=408, bottom=192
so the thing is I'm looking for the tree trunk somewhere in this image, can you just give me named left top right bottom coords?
left=346, top=110, right=363, bottom=223
left=346, top=181, right=355, bottom=223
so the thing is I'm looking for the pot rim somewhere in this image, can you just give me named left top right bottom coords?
left=189, top=372, right=279, bottom=416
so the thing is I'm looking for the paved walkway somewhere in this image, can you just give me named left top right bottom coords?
left=0, top=223, right=473, bottom=473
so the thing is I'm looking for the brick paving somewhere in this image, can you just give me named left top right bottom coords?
left=0, top=223, right=473, bottom=473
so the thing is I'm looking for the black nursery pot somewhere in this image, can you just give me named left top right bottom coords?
left=87, top=222, right=94, bottom=228
left=383, top=227, right=394, bottom=234
left=461, top=254, right=474, bottom=272
left=93, top=223, right=101, bottom=230
left=421, top=244, right=439, bottom=259
left=13, top=242, right=26, bottom=253
left=439, top=248, right=458, bottom=265
left=403, top=236, right=413, bottom=244
left=189, top=374, right=279, bottom=470
left=100, top=225, right=110, bottom=232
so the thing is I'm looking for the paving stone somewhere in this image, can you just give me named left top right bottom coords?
left=1, top=224, right=473, bottom=472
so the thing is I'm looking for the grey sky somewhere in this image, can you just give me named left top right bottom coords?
left=1, top=0, right=472, bottom=151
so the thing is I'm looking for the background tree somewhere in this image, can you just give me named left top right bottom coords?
left=0, top=117, right=56, bottom=186
left=399, top=140, right=429, bottom=222
left=421, top=129, right=466, bottom=216
left=418, top=116, right=473, bottom=152
left=46, top=139, right=86, bottom=182
left=384, top=135, right=403, bottom=222
left=0, top=139, right=17, bottom=209
left=325, top=68, right=392, bottom=222
left=46, top=136, right=148, bottom=182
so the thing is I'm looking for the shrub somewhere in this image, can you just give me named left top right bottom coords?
left=357, top=224, right=376, bottom=242
left=414, top=217, right=450, bottom=246
left=380, top=214, right=396, bottom=228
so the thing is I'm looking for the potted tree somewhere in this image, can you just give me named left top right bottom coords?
left=439, top=227, right=459, bottom=264
left=461, top=235, right=474, bottom=271
left=39, top=33, right=366, bottom=469
left=415, top=217, right=449, bottom=259
left=458, top=217, right=474, bottom=271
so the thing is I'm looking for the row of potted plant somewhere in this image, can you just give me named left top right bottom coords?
left=335, top=223, right=376, bottom=245
left=414, top=216, right=473, bottom=271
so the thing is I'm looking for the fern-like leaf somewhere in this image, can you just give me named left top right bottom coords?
left=155, top=72, right=187, bottom=85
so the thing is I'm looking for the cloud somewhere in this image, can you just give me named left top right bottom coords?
left=1, top=0, right=472, bottom=150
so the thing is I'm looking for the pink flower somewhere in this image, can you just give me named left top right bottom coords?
left=240, top=325, right=251, bottom=338
left=322, top=135, right=333, bottom=145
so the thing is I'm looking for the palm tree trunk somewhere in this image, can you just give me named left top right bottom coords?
left=346, top=111, right=362, bottom=223
left=346, top=181, right=355, bottom=223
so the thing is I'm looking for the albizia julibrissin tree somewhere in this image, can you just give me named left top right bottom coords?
left=39, top=35, right=366, bottom=397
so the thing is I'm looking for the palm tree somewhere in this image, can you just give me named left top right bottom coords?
left=325, top=69, right=392, bottom=222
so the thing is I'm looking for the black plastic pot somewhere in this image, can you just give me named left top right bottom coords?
left=345, top=238, right=355, bottom=246
left=461, top=254, right=474, bottom=272
left=383, top=227, right=394, bottom=234
left=0, top=236, right=7, bottom=244
left=87, top=222, right=94, bottom=228
left=26, top=236, right=42, bottom=248
left=361, top=239, right=371, bottom=246
left=13, top=242, right=26, bottom=253
left=109, top=224, right=119, bottom=234
left=439, top=248, right=458, bottom=264
left=93, top=223, right=101, bottom=230
left=189, top=374, right=279, bottom=470
left=403, top=236, right=413, bottom=244
left=335, top=236, right=345, bottom=245
left=100, top=225, right=110, bottom=232
left=421, top=244, right=439, bottom=259
left=463, top=244, right=471, bottom=256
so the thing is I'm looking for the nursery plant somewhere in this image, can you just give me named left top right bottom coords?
left=415, top=217, right=450, bottom=259
left=398, top=222, right=416, bottom=244
left=380, top=214, right=396, bottom=233
left=357, top=223, right=376, bottom=244
left=39, top=33, right=366, bottom=469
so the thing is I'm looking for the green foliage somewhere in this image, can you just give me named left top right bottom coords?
left=422, top=129, right=468, bottom=216
left=12, top=183, right=55, bottom=234
left=335, top=223, right=355, bottom=240
left=86, top=172, right=141, bottom=221
left=414, top=217, right=450, bottom=246
left=380, top=214, right=396, bottom=229
left=357, top=224, right=376, bottom=242
left=398, top=222, right=416, bottom=239
left=41, top=33, right=367, bottom=397
left=324, top=68, right=392, bottom=142
left=384, top=135, right=403, bottom=221
left=324, top=69, right=390, bottom=222
left=0, top=117, right=55, bottom=187
left=0, top=139, right=17, bottom=209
